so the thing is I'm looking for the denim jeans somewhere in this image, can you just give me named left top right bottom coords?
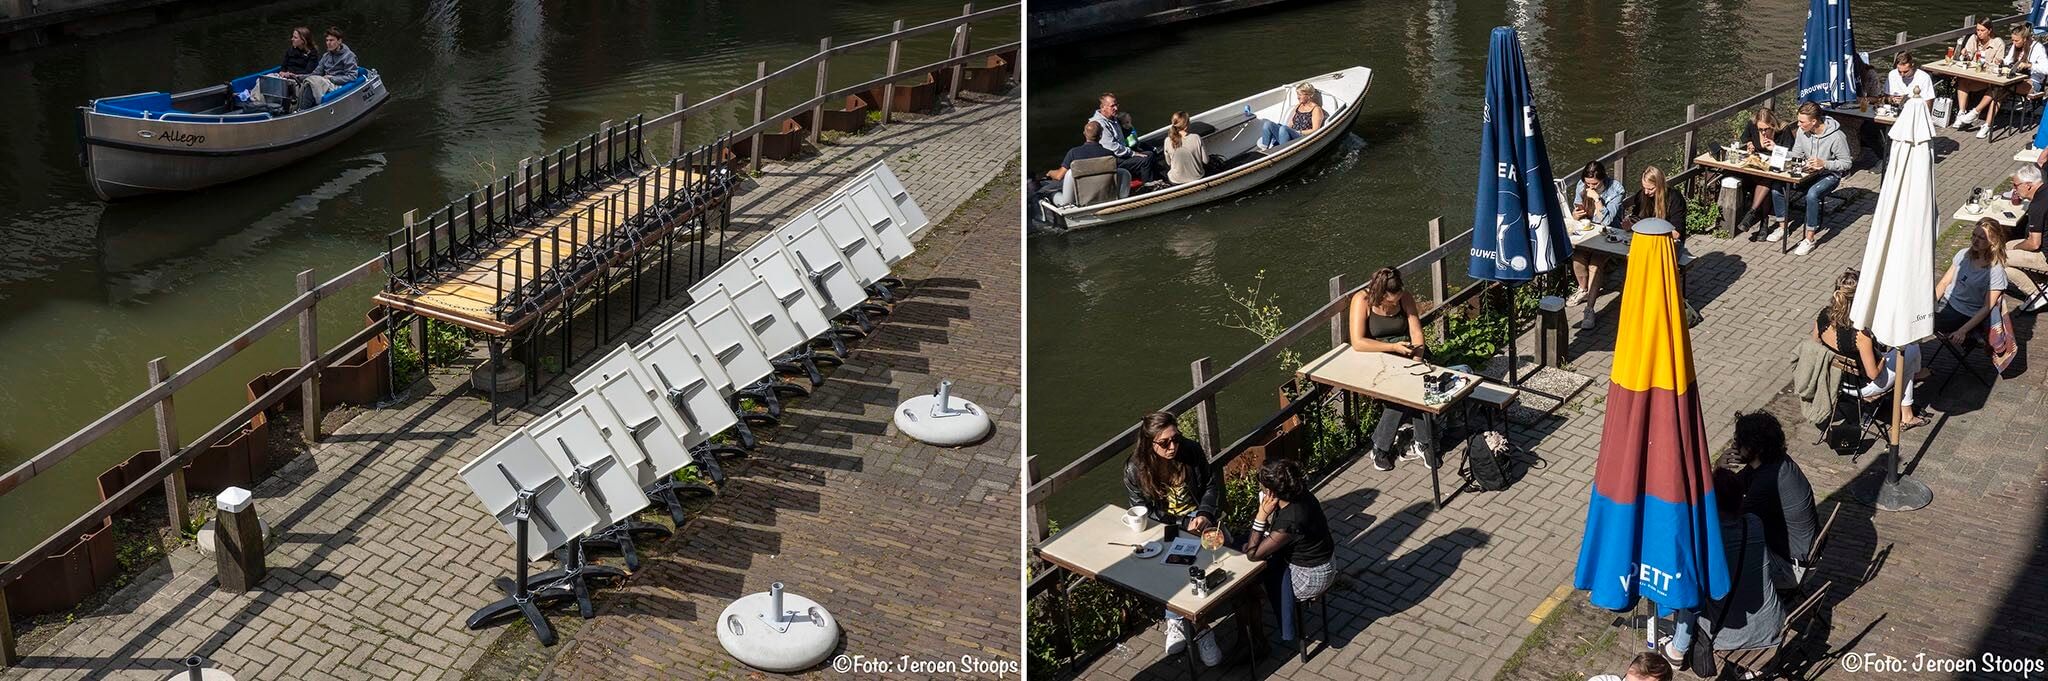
left=1670, top=607, right=1694, bottom=653
left=1370, top=403, right=1432, bottom=455
left=1259, top=121, right=1303, bottom=148
left=1770, top=172, right=1842, bottom=231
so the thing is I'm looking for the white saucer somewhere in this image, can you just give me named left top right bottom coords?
left=1132, top=541, right=1163, bottom=559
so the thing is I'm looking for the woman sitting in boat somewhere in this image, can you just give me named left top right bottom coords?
left=1347, top=267, right=1429, bottom=472
left=1257, top=83, right=1326, bottom=151
left=278, top=26, right=319, bottom=77
left=1161, top=112, right=1210, bottom=185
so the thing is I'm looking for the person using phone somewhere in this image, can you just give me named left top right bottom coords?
left=1243, top=460, right=1336, bottom=649
left=1347, top=267, right=1429, bottom=471
left=1121, top=411, right=1225, bottom=665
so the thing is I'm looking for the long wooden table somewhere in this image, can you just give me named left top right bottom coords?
left=1297, top=346, right=1499, bottom=509
left=1924, top=60, right=2027, bottom=89
left=1693, top=152, right=1802, bottom=184
left=1036, top=504, right=1270, bottom=676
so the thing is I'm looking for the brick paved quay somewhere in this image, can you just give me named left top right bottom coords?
left=1072, top=119, right=2048, bottom=678
left=0, top=92, right=1018, bottom=681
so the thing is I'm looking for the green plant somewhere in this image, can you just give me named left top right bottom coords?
left=1026, top=523, right=1149, bottom=678
left=390, top=319, right=477, bottom=382
left=1687, top=196, right=1725, bottom=238
left=865, top=110, right=883, bottom=125
left=1219, top=269, right=1301, bottom=375
left=1175, top=411, right=1202, bottom=448
left=674, top=466, right=706, bottom=485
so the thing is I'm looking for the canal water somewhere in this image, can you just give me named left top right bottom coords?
left=1027, top=0, right=2017, bottom=523
left=0, top=0, right=1011, bottom=558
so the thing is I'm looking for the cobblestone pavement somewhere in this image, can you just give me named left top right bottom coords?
left=1074, top=114, right=2047, bottom=678
left=1, top=91, right=1019, bottom=681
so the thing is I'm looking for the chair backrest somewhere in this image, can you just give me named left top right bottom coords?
left=459, top=430, right=599, bottom=561
left=862, top=162, right=930, bottom=237
left=633, top=334, right=739, bottom=443
left=1805, top=504, right=1842, bottom=565
left=725, top=279, right=806, bottom=357
left=646, top=312, right=737, bottom=393
left=570, top=346, right=704, bottom=462
left=529, top=404, right=652, bottom=526
left=815, top=202, right=893, bottom=287
left=1069, top=155, right=1122, bottom=207
left=835, top=174, right=919, bottom=264
left=741, top=244, right=836, bottom=339
left=779, top=216, right=870, bottom=315
left=686, top=288, right=777, bottom=387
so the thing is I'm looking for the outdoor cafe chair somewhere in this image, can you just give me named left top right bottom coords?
left=1927, top=326, right=1996, bottom=393
left=1294, top=591, right=1331, bottom=663
left=1817, top=347, right=1886, bottom=455
left=1714, top=581, right=1832, bottom=678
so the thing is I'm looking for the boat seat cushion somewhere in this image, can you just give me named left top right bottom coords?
left=1068, top=155, right=1126, bottom=207
left=93, top=92, right=174, bottom=119
left=319, top=69, right=368, bottom=105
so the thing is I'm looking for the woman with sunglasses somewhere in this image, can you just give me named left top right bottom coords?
left=1123, top=410, right=1225, bottom=665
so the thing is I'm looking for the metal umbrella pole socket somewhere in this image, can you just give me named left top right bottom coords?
left=893, top=380, right=993, bottom=446
left=718, top=581, right=841, bottom=672
left=161, top=655, right=234, bottom=681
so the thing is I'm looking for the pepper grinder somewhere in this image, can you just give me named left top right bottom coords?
left=1188, top=565, right=1208, bottom=597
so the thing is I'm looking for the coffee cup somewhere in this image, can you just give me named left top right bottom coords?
left=1123, top=506, right=1152, bottom=532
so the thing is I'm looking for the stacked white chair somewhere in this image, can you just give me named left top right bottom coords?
left=458, top=161, right=926, bottom=647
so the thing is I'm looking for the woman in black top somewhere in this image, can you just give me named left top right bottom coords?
left=280, top=26, right=319, bottom=77
left=1244, top=459, right=1336, bottom=645
left=1347, top=268, right=1428, bottom=471
left=1737, top=108, right=1793, bottom=235
left=1726, top=413, right=1818, bottom=593
left=1813, top=270, right=1925, bottom=427
left=1626, top=165, right=1687, bottom=238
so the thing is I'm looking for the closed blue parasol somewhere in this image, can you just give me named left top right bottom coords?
left=2034, top=0, right=2048, bottom=33
left=1797, top=0, right=1860, bottom=103
left=1470, top=26, right=1570, bottom=283
left=1470, top=27, right=1570, bottom=386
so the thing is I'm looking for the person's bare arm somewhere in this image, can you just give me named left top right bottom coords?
left=1403, top=293, right=1427, bottom=357
left=1311, top=106, right=1327, bottom=132
left=1047, top=167, right=1066, bottom=181
left=1855, top=333, right=1882, bottom=381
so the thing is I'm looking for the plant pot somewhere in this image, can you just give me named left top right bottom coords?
left=1223, top=382, right=1311, bottom=478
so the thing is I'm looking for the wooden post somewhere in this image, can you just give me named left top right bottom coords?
left=1189, top=358, right=1220, bottom=450
left=949, top=4, right=973, bottom=102
left=882, top=19, right=903, bottom=124
left=297, top=270, right=320, bottom=444
left=1427, top=218, right=1448, bottom=338
left=1026, top=457, right=1047, bottom=543
left=1328, top=274, right=1347, bottom=349
left=750, top=61, right=766, bottom=174
left=669, top=93, right=688, bottom=158
left=148, top=358, right=192, bottom=532
left=811, top=37, right=830, bottom=146
left=0, top=590, right=16, bottom=668
left=214, top=488, right=266, bottom=592
left=1682, top=103, right=1699, bottom=165
left=1612, top=129, right=1628, bottom=184
left=1896, top=31, right=1907, bottom=46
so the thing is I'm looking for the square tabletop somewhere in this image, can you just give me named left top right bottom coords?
left=1954, top=197, right=2025, bottom=228
left=1924, top=60, right=2027, bottom=87
left=1297, top=345, right=1478, bottom=414
left=1037, top=504, right=1268, bottom=621
left=1568, top=224, right=1696, bottom=267
left=1693, top=152, right=1800, bottom=184
left=2015, top=147, right=2041, bottom=163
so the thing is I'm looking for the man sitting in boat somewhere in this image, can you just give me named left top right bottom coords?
left=1089, top=93, right=1158, bottom=183
left=1044, top=120, right=1128, bottom=207
left=298, top=26, right=360, bottom=110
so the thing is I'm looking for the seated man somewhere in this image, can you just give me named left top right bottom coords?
left=2003, top=164, right=2048, bottom=313
left=1886, top=51, right=1936, bottom=105
left=1089, top=92, right=1157, bottom=184
left=1045, top=121, right=1126, bottom=207
left=299, top=26, right=360, bottom=109
left=1768, top=102, right=1852, bottom=255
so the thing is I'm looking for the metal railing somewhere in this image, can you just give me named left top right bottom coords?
left=0, top=4, right=1021, bottom=667
left=1022, top=11, right=2019, bottom=674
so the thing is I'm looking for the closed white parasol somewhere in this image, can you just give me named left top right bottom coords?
left=1849, top=95, right=1937, bottom=512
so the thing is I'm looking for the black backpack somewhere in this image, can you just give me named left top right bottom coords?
left=1461, top=406, right=1514, bottom=492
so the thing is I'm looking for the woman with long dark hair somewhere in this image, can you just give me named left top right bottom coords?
left=1813, top=270, right=1924, bottom=427
left=1727, top=412, right=1819, bottom=592
left=1121, top=410, right=1224, bottom=665
left=1242, top=459, right=1336, bottom=649
left=1568, top=160, right=1624, bottom=318
left=280, top=26, right=319, bottom=77
left=1347, top=267, right=1429, bottom=471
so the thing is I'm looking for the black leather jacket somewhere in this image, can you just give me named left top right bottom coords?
left=1122, top=438, right=1221, bottom=527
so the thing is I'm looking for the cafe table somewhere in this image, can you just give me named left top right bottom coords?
left=1296, top=346, right=1495, bottom=509
left=1693, top=151, right=1800, bottom=185
left=1036, top=504, right=1270, bottom=678
left=1923, top=59, right=2027, bottom=90
left=1953, top=196, right=2025, bottom=229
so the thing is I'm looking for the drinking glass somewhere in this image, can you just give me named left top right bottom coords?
left=1200, top=528, right=1224, bottom=566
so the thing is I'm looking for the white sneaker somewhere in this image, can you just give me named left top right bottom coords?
left=1566, top=289, right=1586, bottom=305
left=1401, top=438, right=1426, bottom=462
left=1164, top=619, right=1188, bottom=655
left=1765, top=226, right=1785, bottom=243
left=2024, top=294, right=2048, bottom=312
left=1957, top=110, right=1980, bottom=126
left=1793, top=238, right=1816, bottom=256
left=1196, top=630, right=1223, bottom=666
left=1976, top=125, right=1990, bottom=139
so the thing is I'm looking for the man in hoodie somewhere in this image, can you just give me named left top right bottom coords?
left=1088, top=93, right=1157, bottom=183
left=298, top=27, right=360, bottom=109
left=1767, top=102, right=1853, bottom=256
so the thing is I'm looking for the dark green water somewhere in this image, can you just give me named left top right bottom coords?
left=1027, top=0, right=2018, bottom=523
left=0, top=0, right=1013, bottom=558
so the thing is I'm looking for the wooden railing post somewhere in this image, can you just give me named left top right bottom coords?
left=0, top=591, right=15, bottom=667
left=1896, top=31, right=1907, bottom=46
left=811, top=38, right=830, bottom=146
left=1427, top=217, right=1448, bottom=338
left=1190, top=358, right=1220, bottom=450
left=882, top=19, right=903, bottom=125
left=148, top=358, right=191, bottom=532
left=1611, top=130, right=1628, bottom=183
left=1328, top=274, right=1347, bottom=349
left=750, top=61, right=766, bottom=174
left=1682, top=103, right=1699, bottom=164
left=1764, top=72, right=1777, bottom=109
left=949, top=3, right=973, bottom=102
left=297, top=270, right=320, bottom=444
left=669, top=92, right=687, bottom=158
